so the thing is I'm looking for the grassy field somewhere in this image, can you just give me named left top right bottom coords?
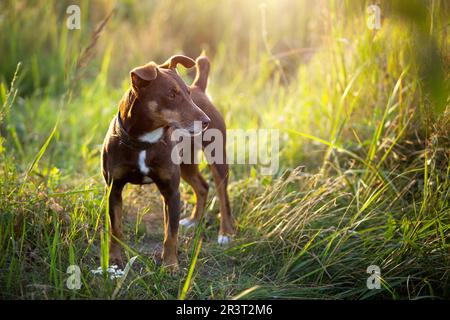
left=0, top=0, right=449, bottom=299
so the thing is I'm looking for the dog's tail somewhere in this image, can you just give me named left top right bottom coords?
left=192, top=53, right=210, bottom=92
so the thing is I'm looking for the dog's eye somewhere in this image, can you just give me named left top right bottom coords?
left=169, top=90, right=178, bottom=99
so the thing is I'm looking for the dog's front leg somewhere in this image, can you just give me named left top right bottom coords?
left=157, top=182, right=181, bottom=271
left=162, top=190, right=181, bottom=270
left=107, top=180, right=125, bottom=266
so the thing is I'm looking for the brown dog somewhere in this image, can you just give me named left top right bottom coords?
left=101, top=54, right=234, bottom=269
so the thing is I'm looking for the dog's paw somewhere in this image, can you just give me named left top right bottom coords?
left=163, top=262, right=180, bottom=274
left=217, top=234, right=232, bottom=246
left=179, top=217, right=197, bottom=229
left=162, top=257, right=179, bottom=274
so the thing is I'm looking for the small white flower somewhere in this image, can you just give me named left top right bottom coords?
left=91, top=264, right=125, bottom=279
left=90, top=256, right=138, bottom=280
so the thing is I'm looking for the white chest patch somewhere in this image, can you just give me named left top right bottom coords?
left=138, top=151, right=149, bottom=175
left=138, top=127, right=164, bottom=144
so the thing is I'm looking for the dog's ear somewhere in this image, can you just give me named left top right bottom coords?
left=159, top=55, right=196, bottom=69
left=130, top=62, right=158, bottom=90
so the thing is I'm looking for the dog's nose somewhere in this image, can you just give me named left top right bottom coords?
left=202, top=117, right=211, bottom=131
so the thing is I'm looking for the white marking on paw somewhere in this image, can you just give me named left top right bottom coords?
left=138, top=151, right=149, bottom=175
left=218, top=235, right=231, bottom=245
left=139, top=127, right=164, bottom=144
left=179, top=218, right=196, bottom=229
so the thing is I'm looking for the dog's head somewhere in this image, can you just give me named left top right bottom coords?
left=128, top=55, right=210, bottom=135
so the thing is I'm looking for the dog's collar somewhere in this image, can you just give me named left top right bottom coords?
left=115, top=112, right=162, bottom=150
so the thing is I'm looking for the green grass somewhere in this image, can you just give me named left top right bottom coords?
left=0, top=0, right=449, bottom=299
